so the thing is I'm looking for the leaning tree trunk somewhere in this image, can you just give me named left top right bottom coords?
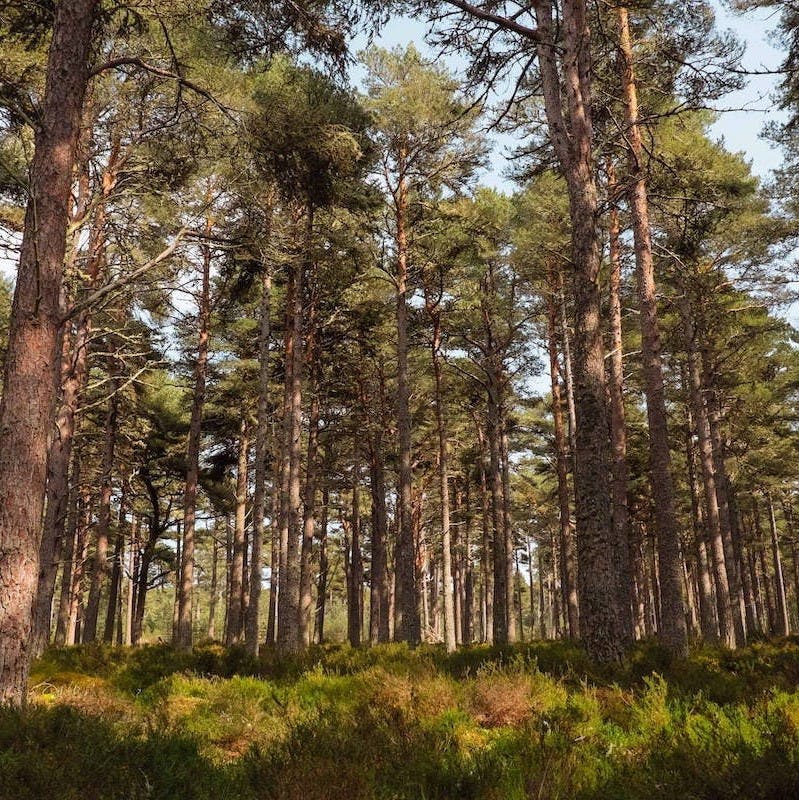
left=0, top=0, right=97, bottom=705
left=616, top=5, right=687, bottom=655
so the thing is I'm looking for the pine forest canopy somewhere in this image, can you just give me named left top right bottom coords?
left=1, top=0, right=799, bottom=706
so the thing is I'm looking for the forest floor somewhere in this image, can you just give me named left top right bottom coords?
left=3, top=639, right=799, bottom=799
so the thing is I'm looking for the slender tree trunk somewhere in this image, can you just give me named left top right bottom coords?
left=546, top=271, right=579, bottom=638
left=54, top=450, right=81, bottom=646
left=617, top=5, right=687, bottom=655
left=427, top=296, right=457, bottom=652
left=277, top=209, right=307, bottom=654
left=684, top=311, right=734, bottom=646
left=753, top=500, right=776, bottom=634
left=500, top=418, right=517, bottom=643
left=347, top=461, right=363, bottom=647
left=69, top=496, right=92, bottom=644
left=766, top=491, right=790, bottom=636
left=245, top=256, right=271, bottom=654
left=227, top=419, right=249, bottom=644
left=538, top=543, right=547, bottom=639
left=703, top=376, right=746, bottom=644
left=176, top=223, right=212, bottom=650
left=208, top=531, right=219, bottom=639
left=487, top=384, right=508, bottom=644
left=299, top=295, right=320, bottom=647
left=368, top=440, right=390, bottom=643
left=462, top=481, right=474, bottom=644
left=316, top=484, right=330, bottom=643
left=103, top=531, right=123, bottom=644
left=0, top=0, right=97, bottom=704
left=266, top=491, right=279, bottom=647
left=124, top=516, right=137, bottom=646
left=474, top=416, right=494, bottom=642
left=83, top=380, right=119, bottom=642
left=684, top=415, right=718, bottom=641
left=606, top=173, right=634, bottom=642
left=394, top=162, right=420, bottom=644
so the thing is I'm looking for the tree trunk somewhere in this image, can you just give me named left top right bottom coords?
left=176, top=223, right=212, bottom=650
left=54, top=451, right=82, bottom=645
left=617, top=5, right=687, bottom=655
left=227, top=419, right=249, bottom=645
left=684, top=414, right=718, bottom=641
left=606, top=172, right=634, bottom=642
left=0, top=0, right=97, bottom=704
left=753, top=500, right=776, bottom=634
left=316, top=484, right=330, bottom=643
left=299, top=293, right=320, bottom=647
left=474, top=415, right=494, bottom=642
left=684, top=311, right=734, bottom=646
left=208, top=531, right=219, bottom=639
left=277, top=209, right=307, bottom=654
left=245, top=255, right=271, bottom=655
left=346, top=462, right=363, bottom=647
left=427, top=295, right=457, bottom=652
left=546, top=270, right=579, bottom=639
left=394, top=163, right=420, bottom=644
left=83, top=379, right=119, bottom=642
left=533, top=0, right=626, bottom=661
left=368, top=439, right=390, bottom=643
left=766, top=491, right=790, bottom=636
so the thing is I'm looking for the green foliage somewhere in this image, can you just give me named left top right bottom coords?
left=9, top=640, right=799, bottom=799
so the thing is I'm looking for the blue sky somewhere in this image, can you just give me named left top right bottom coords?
left=0, top=3, right=790, bottom=281
left=353, top=0, right=789, bottom=190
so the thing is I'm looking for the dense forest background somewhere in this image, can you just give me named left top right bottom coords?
left=3, top=0, right=799, bottom=710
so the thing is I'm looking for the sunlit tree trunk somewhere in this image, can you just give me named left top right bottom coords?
left=617, top=5, right=687, bottom=654
left=684, top=311, right=733, bottom=646
left=0, top=0, right=97, bottom=704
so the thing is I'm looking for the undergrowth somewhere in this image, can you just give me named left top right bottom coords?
left=3, top=638, right=799, bottom=799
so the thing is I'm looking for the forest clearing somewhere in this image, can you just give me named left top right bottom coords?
left=3, top=0, right=799, bottom=796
